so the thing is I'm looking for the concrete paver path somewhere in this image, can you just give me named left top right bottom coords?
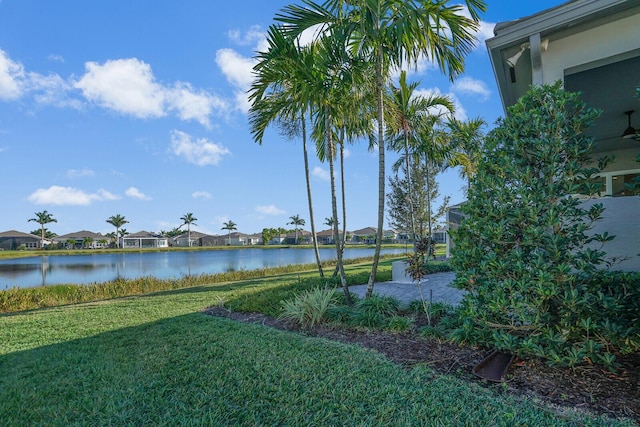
left=348, top=272, right=464, bottom=306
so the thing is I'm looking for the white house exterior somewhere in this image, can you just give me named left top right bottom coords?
left=485, top=0, right=640, bottom=271
left=54, top=230, right=110, bottom=249
left=122, top=231, right=168, bottom=248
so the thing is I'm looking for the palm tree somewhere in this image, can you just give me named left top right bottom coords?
left=83, top=237, right=94, bottom=249
left=180, top=213, right=198, bottom=247
left=276, top=0, right=485, bottom=298
left=446, top=117, right=486, bottom=194
left=118, top=228, right=129, bottom=246
left=249, top=25, right=325, bottom=278
left=221, top=221, right=237, bottom=246
left=387, top=70, right=454, bottom=250
left=28, top=210, right=57, bottom=249
left=287, top=214, right=306, bottom=244
left=106, top=214, right=129, bottom=248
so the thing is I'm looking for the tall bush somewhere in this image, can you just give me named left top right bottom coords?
left=450, top=82, right=638, bottom=367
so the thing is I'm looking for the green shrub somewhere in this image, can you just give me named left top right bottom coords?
left=351, top=295, right=401, bottom=328
left=450, top=83, right=638, bottom=368
left=386, top=315, right=413, bottom=332
left=325, top=304, right=354, bottom=324
left=420, top=325, right=445, bottom=340
left=279, top=287, right=338, bottom=328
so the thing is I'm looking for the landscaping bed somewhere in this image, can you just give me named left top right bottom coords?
left=204, top=307, right=640, bottom=423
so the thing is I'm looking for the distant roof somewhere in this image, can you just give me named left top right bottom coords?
left=55, top=230, right=105, bottom=240
left=126, top=231, right=165, bottom=238
left=175, top=231, right=217, bottom=239
left=0, top=230, right=39, bottom=239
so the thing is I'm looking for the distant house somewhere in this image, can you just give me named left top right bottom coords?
left=122, top=231, right=168, bottom=248
left=173, top=231, right=220, bottom=247
left=284, top=230, right=312, bottom=245
left=226, top=232, right=260, bottom=246
left=485, top=0, right=640, bottom=270
left=383, top=229, right=397, bottom=243
left=54, top=230, right=109, bottom=249
left=316, top=229, right=341, bottom=245
left=431, top=227, right=447, bottom=244
left=0, top=230, right=42, bottom=250
left=268, top=233, right=287, bottom=245
left=351, top=227, right=377, bottom=244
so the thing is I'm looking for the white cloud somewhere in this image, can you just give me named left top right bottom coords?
left=125, top=186, right=152, bottom=200
left=215, top=48, right=257, bottom=113
left=452, top=5, right=496, bottom=50
left=47, top=54, right=65, bottom=63
left=227, top=26, right=265, bottom=47
left=192, top=191, right=212, bottom=199
left=27, top=185, right=118, bottom=205
left=28, top=72, right=79, bottom=108
left=216, top=48, right=256, bottom=90
left=476, top=21, right=496, bottom=45
left=75, top=58, right=166, bottom=118
left=414, top=87, right=466, bottom=121
left=0, top=48, right=25, bottom=100
left=312, top=166, right=330, bottom=181
left=170, top=130, right=230, bottom=166
left=67, top=168, right=95, bottom=178
left=96, top=189, right=120, bottom=200
left=0, top=49, right=79, bottom=107
left=74, top=57, right=226, bottom=126
left=256, top=205, right=285, bottom=216
left=166, top=82, right=227, bottom=128
left=451, top=76, right=490, bottom=101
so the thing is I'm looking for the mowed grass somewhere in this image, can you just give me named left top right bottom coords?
left=0, top=263, right=634, bottom=426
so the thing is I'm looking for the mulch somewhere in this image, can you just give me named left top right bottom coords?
left=203, top=307, right=640, bottom=423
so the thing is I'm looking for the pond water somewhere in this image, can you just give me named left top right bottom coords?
left=0, top=247, right=407, bottom=289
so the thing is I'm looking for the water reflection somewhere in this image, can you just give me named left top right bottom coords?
left=0, top=248, right=405, bottom=289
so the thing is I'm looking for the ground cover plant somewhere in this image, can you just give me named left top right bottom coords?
left=1, top=261, right=636, bottom=426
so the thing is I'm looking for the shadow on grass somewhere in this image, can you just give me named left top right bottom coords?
left=0, top=308, right=624, bottom=427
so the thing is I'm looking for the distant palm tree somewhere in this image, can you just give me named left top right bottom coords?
left=83, top=237, right=94, bottom=249
left=287, top=214, right=306, bottom=244
left=446, top=117, right=486, bottom=194
left=324, top=217, right=338, bottom=228
left=180, top=213, right=198, bottom=247
left=28, top=210, right=57, bottom=249
left=221, top=221, right=237, bottom=246
left=106, top=214, right=129, bottom=248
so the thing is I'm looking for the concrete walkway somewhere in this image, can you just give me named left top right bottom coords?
left=348, top=272, right=464, bottom=306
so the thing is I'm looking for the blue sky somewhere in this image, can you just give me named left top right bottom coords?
left=0, top=0, right=566, bottom=237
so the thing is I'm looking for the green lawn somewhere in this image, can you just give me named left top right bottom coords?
left=0, top=269, right=635, bottom=426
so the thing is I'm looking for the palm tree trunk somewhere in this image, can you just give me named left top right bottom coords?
left=404, top=133, right=417, bottom=253
left=302, top=112, right=324, bottom=278
left=340, top=135, right=347, bottom=254
left=425, top=153, right=432, bottom=265
left=327, top=109, right=350, bottom=304
left=333, top=131, right=348, bottom=279
left=366, top=48, right=386, bottom=298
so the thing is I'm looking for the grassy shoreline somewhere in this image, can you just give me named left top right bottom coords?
left=0, top=255, right=403, bottom=313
